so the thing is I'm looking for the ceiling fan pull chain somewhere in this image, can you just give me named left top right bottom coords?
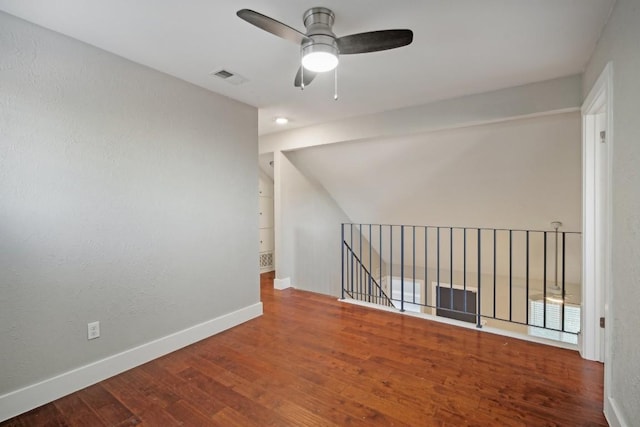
left=334, top=67, right=338, bottom=100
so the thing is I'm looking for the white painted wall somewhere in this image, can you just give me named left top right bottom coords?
left=0, top=11, right=258, bottom=416
left=276, top=151, right=350, bottom=296
left=289, top=112, right=582, bottom=231
left=260, top=75, right=581, bottom=154
left=583, top=0, right=640, bottom=424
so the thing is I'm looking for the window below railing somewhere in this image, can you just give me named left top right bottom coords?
left=384, top=276, right=423, bottom=313
left=529, top=299, right=580, bottom=344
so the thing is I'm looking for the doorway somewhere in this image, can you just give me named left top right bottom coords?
left=581, top=61, right=612, bottom=407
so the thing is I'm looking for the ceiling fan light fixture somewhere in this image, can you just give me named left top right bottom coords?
left=237, top=7, right=413, bottom=88
left=301, top=41, right=339, bottom=73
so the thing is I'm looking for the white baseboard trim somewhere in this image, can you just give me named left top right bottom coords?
left=340, top=298, right=578, bottom=351
left=605, top=396, right=629, bottom=427
left=0, top=302, right=263, bottom=422
left=273, top=277, right=291, bottom=290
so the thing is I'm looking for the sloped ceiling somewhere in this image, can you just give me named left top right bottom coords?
left=287, top=112, right=582, bottom=232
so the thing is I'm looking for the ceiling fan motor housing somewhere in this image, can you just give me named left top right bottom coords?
left=301, top=7, right=339, bottom=64
left=303, top=7, right=335, bottom=35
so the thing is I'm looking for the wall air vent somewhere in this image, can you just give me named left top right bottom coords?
left=210, top=68, right=248, bottom=85
left=214, top=69, right=233, bottom=79
left=260, top=252, right=273, bottom=269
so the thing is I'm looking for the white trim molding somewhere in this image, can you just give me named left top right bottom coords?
left=340, top=298, right=578, bottom=351
left=0, top=302, right=263, bottom=422
left=581, top=61, right=613, bottom=362
left=273, top=277, right=292, bottom=290
left=605, top=396, right=629, bottom=427
left=582, top=61, right=617, bottom=426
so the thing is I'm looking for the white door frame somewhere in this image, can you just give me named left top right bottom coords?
left=581, top=60, right=612, bottom=402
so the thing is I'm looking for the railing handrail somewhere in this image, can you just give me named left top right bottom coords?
left=342, top=222, right=581, bottom=235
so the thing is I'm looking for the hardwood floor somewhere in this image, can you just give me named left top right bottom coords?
left=2, top=271, right=606, bottom=426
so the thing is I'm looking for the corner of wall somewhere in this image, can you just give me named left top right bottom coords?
left=605, top=396, right=630, bottom=427
left=273, top=277, right=292, bottom=290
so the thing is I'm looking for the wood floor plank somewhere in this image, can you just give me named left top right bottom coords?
left=176, top=367, right=293, bottom=426
left=164, top=399, right=215, bottom=426
left=197, top=335, right=397, bottom=426
left=77, top=383, right=139, bottom=426
left=210, top=407, right=265, bottom=427
left=2, top=403, right=68, bottom=427
left=137, top=363, right=226, bottom=419
left=103, top=369, right=179, bottom=410
left=1, top=271, right=607, bottom=426
left=100, top=374, right=181, bottom=426
left=53, top=393, right=106, bottom=427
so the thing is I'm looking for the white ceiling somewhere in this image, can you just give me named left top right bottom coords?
left=0, top=0, right=613, bottom=135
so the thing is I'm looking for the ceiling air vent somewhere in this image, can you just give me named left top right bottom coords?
left=210, top=68, right=248, bottom=85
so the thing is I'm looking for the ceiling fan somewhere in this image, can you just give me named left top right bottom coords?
left=236, top=7, right=413, bottom=93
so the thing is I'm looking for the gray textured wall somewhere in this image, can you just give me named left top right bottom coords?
left=0, top=12, right=258, bottom=395
left=276, top=151, right=350, bottom=297
left=583, top=0, right=640, bottom=424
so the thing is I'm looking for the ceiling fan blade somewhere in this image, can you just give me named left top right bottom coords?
left=294, top=67, right=317, bottom=87
left=337, top=29, right=413, bottom=54
left=237, top=9, right=309, bottom=44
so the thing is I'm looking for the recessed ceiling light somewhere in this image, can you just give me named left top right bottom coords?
left=275, top=117, right=289, bottom=125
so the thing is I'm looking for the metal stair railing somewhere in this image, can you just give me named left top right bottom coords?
left=342, top=240, right=393, bottom=307
left=340, top=222, right=582, bottom=344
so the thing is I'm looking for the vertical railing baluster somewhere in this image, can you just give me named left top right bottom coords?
left=543, top=231, right=547, bottom=329
left=369, top=224, right=373, bottom=302
left=477, top=228, right=482, bottom=328
left=526, top=230, right=529, bottom=324
left=493, top=229, right=497, bottom=319
left=350, top=224, right=354, bottom=296
left=413, top=226, right=416, bottom=304
left=357, top=227, right=360, bottom=298
left=359, top=224, right=363, bottom=299
left=525, top=230, right=529, bottom=325
left=425, top=226, right=428, bottom=307
left=358, top=261, right=361, bottom=299
left=562, top=231, right=566, bottom=333
left=390, top=226, right=393, bottom=304
left=345, top=236, right=348, bottom=296
left=349, top=249, right=352, bottom=297
left=509, top=229, right=513, bottom=322
left=400, top=225, right=405, bottom=312
left=379, top=224, right=383, bottom=300
left=464, top=228, right=467, bottom=314
left=437, top=227, right=440, bottom=309
left=341, top=223, right=345, bottom=300
left=450, top=227, right=454, bottom=311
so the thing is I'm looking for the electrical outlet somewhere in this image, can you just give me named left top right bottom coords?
left=88, top=321, right=100, bottom=340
